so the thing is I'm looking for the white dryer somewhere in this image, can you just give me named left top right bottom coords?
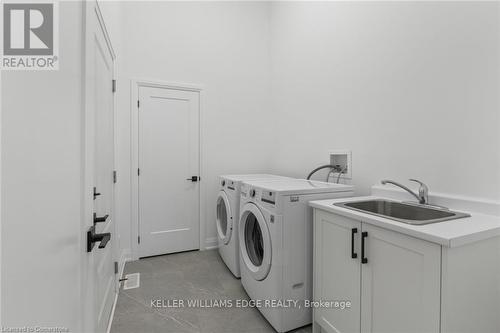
left=216, top=174, right=290, bottom=278
left=238, top=179, right=354, bottom=332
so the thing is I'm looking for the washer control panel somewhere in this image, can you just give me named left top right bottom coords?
left=240, top=184, right=275, bottom=206
left=261, top=191, right=275, bottom=205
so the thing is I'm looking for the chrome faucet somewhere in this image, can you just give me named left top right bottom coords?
left=381, top=179, right=429, bottom=204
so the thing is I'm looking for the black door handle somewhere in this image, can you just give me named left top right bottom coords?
left=93, top=187, right=101, bottom=200
left=94, top=213, right=109, bottom=224
left=87, top=225, right=111, bottom=252
left=98, top=233, right=111, bottom=249
left=186, top=176, right=199, bottom=182
left=361, top=231, right=368, bottom=264
left=351, top=228, right=358, bottom=259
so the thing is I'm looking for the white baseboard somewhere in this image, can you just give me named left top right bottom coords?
left=204, top=237, right=218, bottom=250
left=106, top=293, right=118, bottom=333
left=106, top=249, right=132, bottom=333
left=118, top=249, right=132, bottom=278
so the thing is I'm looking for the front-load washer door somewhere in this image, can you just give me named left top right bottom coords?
left=216, top=191, right=233, bottom=245
left=239, top=203, right=271, bottom=281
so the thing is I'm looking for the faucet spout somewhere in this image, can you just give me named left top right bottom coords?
left=381, top=179, right=428, bottom=204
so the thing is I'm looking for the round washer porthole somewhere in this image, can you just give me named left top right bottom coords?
left=216, top=191, right=233, bottom=245
left=239, top=203, right=271, bottom=281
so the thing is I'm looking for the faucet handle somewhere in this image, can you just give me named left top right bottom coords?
left=409, top=178, right=427, bottom=187
left=409, top=179, right=428, bottom=204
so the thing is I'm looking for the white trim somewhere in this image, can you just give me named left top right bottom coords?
left=204, top=237, right=219, bottom=250
left=94, top=0, right=116, bottom=60
left=81, top=2, right=97, bottom=331
left=199, top=87, right=207, bottom=253
left=130, top=79, right=205, bottom=260
left=0, top=41, right=3, bottom=329
left=131, top=78, right=204, bottom=92
left=105, top=250, right=131, bottom=333
left=118, top=249, right=131, bottom=279
left=105, top=293, right=118, bottom=333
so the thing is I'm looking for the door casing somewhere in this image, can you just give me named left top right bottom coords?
left=130, top=79, right=205, bottom=260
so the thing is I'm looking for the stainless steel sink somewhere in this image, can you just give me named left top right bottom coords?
left=334, top=199, right=470, bottom=225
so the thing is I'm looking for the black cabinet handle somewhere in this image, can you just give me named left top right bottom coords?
left=94, top=213, right=109, bottom=224
left=186, top=176, right=199, bottom=182
left=351, top=228, right=358, bottom=259
left=87, top=225, right=111, bottom=252
left=361, top=231, right=368, bottom=264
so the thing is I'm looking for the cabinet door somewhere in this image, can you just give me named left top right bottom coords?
left=314, top=210, right=361, bottom=333
left=360, top=223, right=441, bottom=333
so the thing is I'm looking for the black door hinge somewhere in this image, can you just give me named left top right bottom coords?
left=113, top=170, right=117, bottom=183
left=138, top=236, right=141, bottom=244
left=114, top=261, right=118, bottom=274
left=138, top=168, right=140, bottom=176
left=137, top=100, right=140, bottom=108
left=112, top=79, right=116, bottom=93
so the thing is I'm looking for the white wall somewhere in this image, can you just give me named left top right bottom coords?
left=108, top=1, right=499, bottom=262
left=1, top=1, right=84, bottom=330
left=110, top=1, right=274, bottom=254
left=269, top=2, right=500, bottom=200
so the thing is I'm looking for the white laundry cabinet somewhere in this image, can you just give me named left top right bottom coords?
left=313, top=208, right=500, bottom=333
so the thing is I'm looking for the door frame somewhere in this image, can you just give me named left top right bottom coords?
left=82, top=1, right=117, bottom=332
left=130, top=79, right=205, bottom=260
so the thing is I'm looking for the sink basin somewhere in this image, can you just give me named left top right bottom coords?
left=334, top=199, right=470, bottom=225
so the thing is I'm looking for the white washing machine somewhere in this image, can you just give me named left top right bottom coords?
left=216, top=174, right=291, bottom=278
left=238, top=179, right=354, bottom=332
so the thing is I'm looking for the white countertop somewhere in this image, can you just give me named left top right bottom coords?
left=310, top=196, right=500, bottom=247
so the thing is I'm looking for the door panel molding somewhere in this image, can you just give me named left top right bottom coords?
left=130, top=79, right=205, bottom=260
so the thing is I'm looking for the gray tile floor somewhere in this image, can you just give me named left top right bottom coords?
left=111, top=250, right=312, bottom=333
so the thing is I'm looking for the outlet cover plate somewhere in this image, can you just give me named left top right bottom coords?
left=329, top=150, right=352, bottom=180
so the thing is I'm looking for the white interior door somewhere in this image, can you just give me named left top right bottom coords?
left=84, top=3, right=116, bottom=332
left=138, top=86, right=200, bottom=258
